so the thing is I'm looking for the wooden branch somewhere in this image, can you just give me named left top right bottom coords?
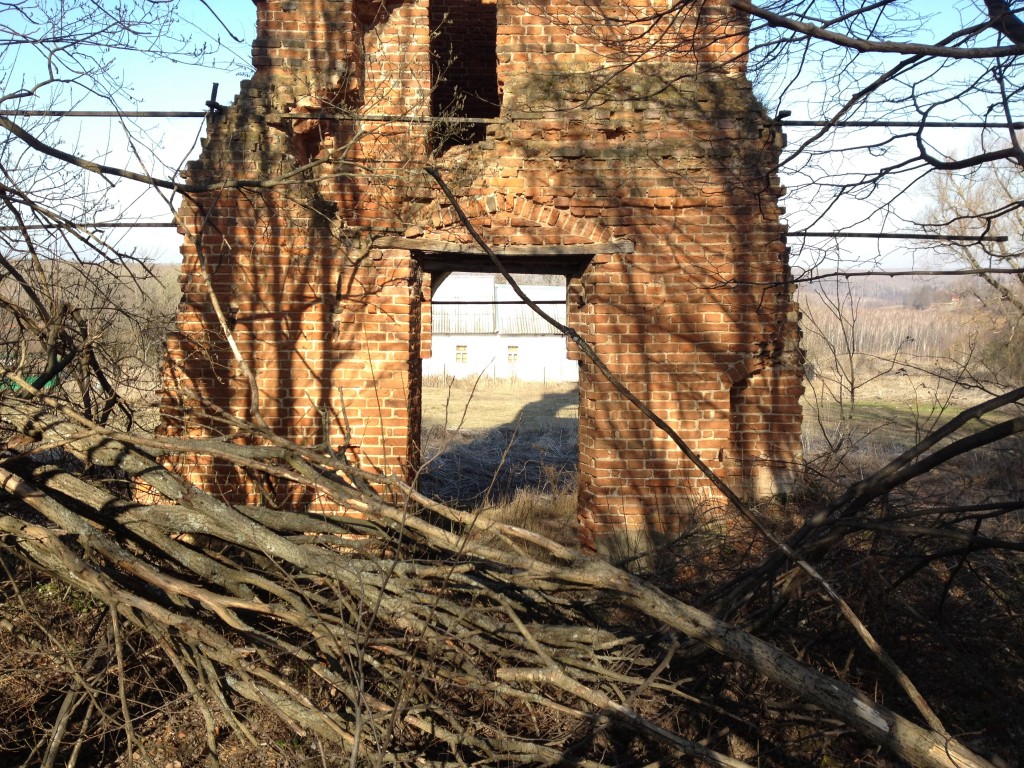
left=731, top=0, right=1024, bottom=59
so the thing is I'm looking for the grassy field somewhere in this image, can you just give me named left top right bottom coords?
left=422, top=377, right=578, bottom=431
left=422, top=368, right=990, bottom=453
left=419, top=378, right=578, bottom=508
left=420, top=364, right=1011, bottom=507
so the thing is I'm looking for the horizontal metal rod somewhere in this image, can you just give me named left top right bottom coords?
left=797, top=267, right=1024, bottom=280
left=432, top=300, right=564, bottom=305
left=2, top=223, right=1007, bottom=246
left=2, top=110, right=1020, bottom=130
left=0, top=222, right=175, bottom=231
left=0, top=110, right=208, bottom=118
left=0, top=109, right=495, bottom=123
left=791, top=231, right=1009, bottom=242
left=2, top=221, right=1009, bottom=249
left=781, top=120, right=1024, bottom=129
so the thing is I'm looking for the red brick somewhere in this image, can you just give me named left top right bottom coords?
left=163, top=0, right=803, bottom=549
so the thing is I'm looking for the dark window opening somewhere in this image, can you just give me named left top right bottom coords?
left=429, top=0, right=500, bottom=149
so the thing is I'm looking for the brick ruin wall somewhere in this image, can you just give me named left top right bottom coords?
left=164, top=0, right=804, bottom=557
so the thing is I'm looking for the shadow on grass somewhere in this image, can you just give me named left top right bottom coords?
left=418, top=390, right=578, bottom=507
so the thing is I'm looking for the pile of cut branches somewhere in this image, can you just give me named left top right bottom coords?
left=0, top=392, right=1020, bottom=768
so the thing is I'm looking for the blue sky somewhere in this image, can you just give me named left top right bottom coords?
left=4, top=2, right=1017, bottom=271
left=752, top=1, right=1023, bottom=271
left=102, top=2, right=258, bottom=260
left=0, top=1, right=258, bottom=261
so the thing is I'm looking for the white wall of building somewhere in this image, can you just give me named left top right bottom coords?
left=422, top=273, right=578, bottom=383
left=424, top=334, right=579, bottom=382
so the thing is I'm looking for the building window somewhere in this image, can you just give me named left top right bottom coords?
left=507, top=345, right=519, bottom=365
left=456, top=345, right=468, bottom=363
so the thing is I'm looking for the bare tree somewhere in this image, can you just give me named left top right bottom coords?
left=919, top=141, right=1024, bottom=383
left=0, top=1, right=245, bottom=425
left=731, top=1, right=1024, bottom=273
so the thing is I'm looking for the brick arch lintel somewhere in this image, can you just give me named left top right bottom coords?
left=723, top=355, right=766, bottom=387
left=418, top=191, right=620, bottom=248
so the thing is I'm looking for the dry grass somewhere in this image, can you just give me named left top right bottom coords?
left=466, top=485, right=580, bottom=549
left=792, top=297, right=1024, bottom=762
left=2, top=295, right=1019, bottom=766
left=414, top=326, right=1024, bottom=766
left=422, top=375, right=578, bottom=431
left=418, top=424, right=577, bottom=506
left=418, top=379, right=581, bottom=551
left=419, top=377, right=579, bottom=508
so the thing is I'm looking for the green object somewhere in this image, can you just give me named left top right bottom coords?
left=0, top=372, right=58, bottom=392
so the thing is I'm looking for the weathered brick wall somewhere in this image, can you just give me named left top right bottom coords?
left=164, top=0, right=803, bottom=553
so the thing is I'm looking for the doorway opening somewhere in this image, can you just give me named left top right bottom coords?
left=417, top=270, right=580, bottom=526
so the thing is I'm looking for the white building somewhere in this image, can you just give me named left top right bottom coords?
left=423, top=273, right=578, bottom=383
